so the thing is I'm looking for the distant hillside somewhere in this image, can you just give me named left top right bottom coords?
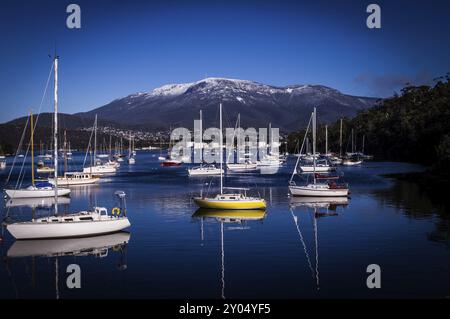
left=288, top=76, right=450, bottom=173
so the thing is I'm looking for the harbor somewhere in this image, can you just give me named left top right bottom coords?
left=0, top=149, right=449, bottom=298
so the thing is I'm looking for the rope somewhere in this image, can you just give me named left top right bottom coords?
left=4, top=60, right=54, bottom=187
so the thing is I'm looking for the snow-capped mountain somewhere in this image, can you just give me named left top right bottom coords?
left=78, top=78, right=379, bottom=131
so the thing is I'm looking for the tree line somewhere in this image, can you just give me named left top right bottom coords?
left=288, top=75, right=450, bottom=175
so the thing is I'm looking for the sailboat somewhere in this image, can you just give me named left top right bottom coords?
left=0, top=158, right=5, bottom=169
left=193, top=104, right=266, bottom=210
left=226, top=114, right=258, bottom=172
left=342, top=129, right=363, bottom=166
left=161, top=126, right=182, bottom=167
left=296, top=114, right=333, bottom=173
left=6, top=56, right=130, bottom=240
left=289, top=108, right=349, bottom=197
left=128, top=132, right=136, bottom=164
left=4, top=111, right=71, bottom=199
left=257, top=123, right=282, bottom=168
left=188, top=110, right=223, bottom=176
left=83, top=115, right=117, bottom=175
left=48, top=130, right=99, bottom=186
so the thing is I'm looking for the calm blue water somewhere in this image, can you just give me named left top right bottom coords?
left=0, top=151, right=449, bottom=299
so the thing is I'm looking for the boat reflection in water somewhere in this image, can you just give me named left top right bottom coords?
left=289, top=196, right=348, bottom=290
left=7, top=231, right=130, bottom=258
left=4, top=232, right=130, bottom=299
left=5, top=197, right=71, bottom=209
left=192, top=209, right=267, bottom=299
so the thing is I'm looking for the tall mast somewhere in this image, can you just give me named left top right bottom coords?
left=237, top=113, right=240, bottom=162
left=220, top=103, right=223, bottom=195
left=362, top=135, right=365, bottom=154
left=53, top=56, right=59, bottom=215
left=312, top=107, right=316, bottom=185
left=109, top=130, right=112, bottom=159
left=200, top=110, right=203, bottom=163
left=30, top=111, right=35, bottom=186
left=325, top=125, right=328, bottom=155
left=351, top=129, right=354, bottom=154
left=63, top=130, right=67, bottom=174
left=339, top=119, right=343, bottom=158
left=268, top=122, right=272, bottom=155
left=128, top=132, right=132, bottom=159
left=94, top=114, right=98, bottom=160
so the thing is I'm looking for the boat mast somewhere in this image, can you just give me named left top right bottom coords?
left=94, top=114, right=98, bottom=161
left=109, top=130, right=112, bottom=159
left=351, top=129, right=354, bottom=154
left=312, top=107, right=317, bottom=185
left=289, top=112, right=312, bottom=184
left=325, top=125, right=328, bottom=155
left=268, top=122, right=272, bottom=155
left=128, top=132, right=132, bottom=159
left=30, top=111, right=35, bottom=186
left=63, top=130, right=67, bottom=174
left=362, top=135, right=365, bottom=154
left=53, top=55, right=59, bottom=215
left=200, top=110, right=203, bottom=163
left=339, top=119, right=343, bottom=158
left=220, top=103, right=223, bottom=195
left=237, top=113, right=240, bottom=162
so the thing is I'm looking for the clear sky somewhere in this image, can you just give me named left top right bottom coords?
left=0, top=0, right=449, bottom=122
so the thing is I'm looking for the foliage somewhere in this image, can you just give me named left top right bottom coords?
left=288, top=76, right=450, bottom=174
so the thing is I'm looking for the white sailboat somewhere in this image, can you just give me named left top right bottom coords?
left=226, top=114, right=258, bottom=172
left=289, top=108, right=349, bottom=197
left=128, top=132, right=136, bottom=164
left=193, top=104, right=266, bottom=210
left=48, top=130, right=99, bottom=186
left=342, top=129, right=363, bottom=166
left=296, top=114, right=333, bottom=173
left=188, top=110, right=223, bottom=176
left=257, top=123, right=282, bottom=168
left=83, top=115, right=117, bottom=175
left=4, top=111, right=70, bottom=199
left=6, top=56, right=130, bottom=240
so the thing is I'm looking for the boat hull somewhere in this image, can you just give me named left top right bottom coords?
left=299, top=166, right=333, bottom=172
left=161, top=161, right=182, bottom=167
left=342, top=160, right=363, bottom=166
left=289, top=185, right=348, bottom=197
left=83, top=166, right=116, bottom=175
left=48, top=177, right=100, bottom=186
left=226, top=163, right=258, bottom=171
left=7, top=218, right=131, bottom=240
left=188, top=168, right=223, bottom=176
left=193, top=197, right=266, bottom=210
left=5, top=188, right=71, bottom=199
left=36, top=168, right=55, bottom=174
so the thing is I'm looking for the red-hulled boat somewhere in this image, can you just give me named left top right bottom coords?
left=161, top=157, right=182, bottom=167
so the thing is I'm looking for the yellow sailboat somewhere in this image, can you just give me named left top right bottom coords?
left=192, top=103, right=266, bottom=210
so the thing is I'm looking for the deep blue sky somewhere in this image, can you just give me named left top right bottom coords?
left=0, top=0, right=449, bottom=122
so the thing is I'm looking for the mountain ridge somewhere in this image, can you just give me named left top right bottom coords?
left=76, top=77, right=380, bottom=131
